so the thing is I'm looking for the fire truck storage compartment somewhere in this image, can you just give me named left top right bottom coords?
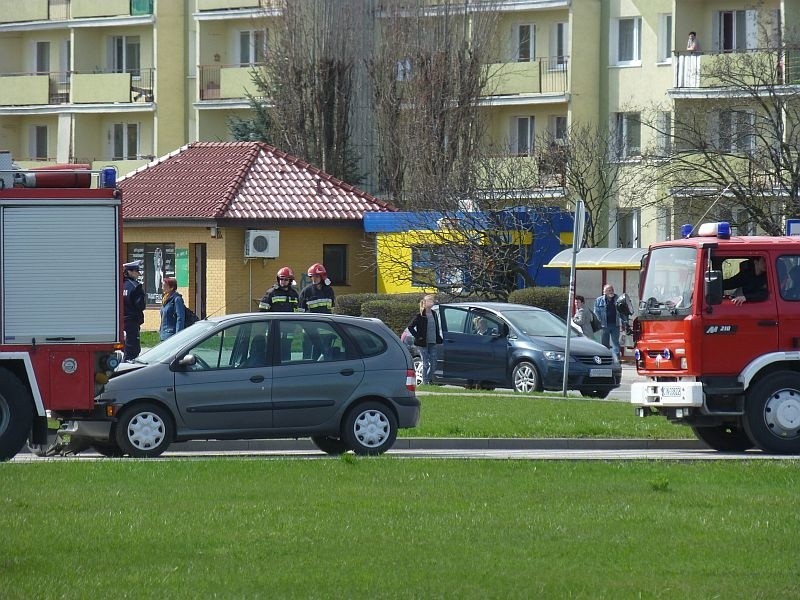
left=1, top=201, right=120, bottom=344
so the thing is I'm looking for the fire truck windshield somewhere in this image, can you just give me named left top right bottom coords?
left=641, top=247, right=697, bottom=315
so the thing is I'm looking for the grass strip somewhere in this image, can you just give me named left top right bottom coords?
left=2, top=459, right=797, bottom=599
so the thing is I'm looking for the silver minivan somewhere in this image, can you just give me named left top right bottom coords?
left=68, top=313, right=419, bottom=457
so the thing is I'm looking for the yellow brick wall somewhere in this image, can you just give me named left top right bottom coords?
left=125, top=224, right=377, bottom=331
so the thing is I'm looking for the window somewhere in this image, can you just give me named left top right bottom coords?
left=715, top=110, right=754, bottom=153
left=396, top=57, right=412, bottom=81
left=612, top=17, right=642, bottom=65
left=777, top=256, right=800, bottom=301
left=35, top=41, right=50, bottom=74
left=112, top=123, right=139, bottom=160
left=656, top=111, right=672, bottom=157
left=31, top=125, right=48, bottom=160
left=239, top=29, right=267, bottom=66
left=127, top=243, right=175, bottom=305
left=614, top=112, right=640, bottom=158
left=658, top=14, right=672, bottom=62
left=550, top=22, right=568, bottom=67
left=510, top=116, right=535, bottom=156
left=187, top=322, right=270, bottom=370
left=279, top=320, right=347, bottom=363
left=323, top=244, right=347, bottom=285
left=714, top=10, right=748, bottom=52
left=411, top=245, right=465, bottom=288
left=411, top=246, right=437, bottom=287
left=341, top=324, right=387, bottom=358
left=550, top=115, right=567, bottom=142
left=617, top=208, right=640, bottom=248
left=657, top=206, right=673, bottom=241
left=515, top=24, right=534, bottom=62
left=110, top=35, right=140, bottom=76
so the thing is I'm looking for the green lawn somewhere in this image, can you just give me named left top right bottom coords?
left=2, top=459, right=797, bottom=598
left=403, top=393, right=692, bottom=439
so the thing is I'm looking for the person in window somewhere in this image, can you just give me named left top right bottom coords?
left=723, top=257, right=768, bottom=305
left=686, top=31, right=701, bottom=53
left=783, top=265, right=800, bottom=300
left=259, top=266, right=299, bottom=312
left=159, top=276, right=186, bottom=341
left=407, top=295, right=442, bottom=385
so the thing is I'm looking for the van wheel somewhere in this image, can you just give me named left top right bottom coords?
left=691, top=424, right=754, bottom=452
left=311, top=436, right=348, bottom=456
left=114, top=402, right=173, bottom=458
left=342, top=402, right=397, bottom=455
left=512, top=361, right=541, bottom=393
left=92, top=442, right=126, bottom=458
left=0, top=369, right=34, bottom=462
left=743, top=371, right=800, bottom=454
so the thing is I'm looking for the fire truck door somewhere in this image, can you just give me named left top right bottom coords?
left=701, top=261, right=778, bottom=375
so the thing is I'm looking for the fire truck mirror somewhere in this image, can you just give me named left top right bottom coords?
left=705, top=270, right=723, bottom=305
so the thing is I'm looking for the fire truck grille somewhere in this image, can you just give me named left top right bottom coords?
left=575, top=355, right=614, bottom=366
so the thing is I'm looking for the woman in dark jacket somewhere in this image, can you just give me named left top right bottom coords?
left=159, top=276, right=186, bottom=341
left=407, top=294, right=442, bottom=385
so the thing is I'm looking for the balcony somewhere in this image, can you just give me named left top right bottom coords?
left=0, top=68, right=154, bottom=107
left=0, top=0, right=152, bottom=23
left=672, top=49, right=800, bottom=93
left=198, top=64, right=265, bottom=101
left=483, top=56, right=568, bottom=99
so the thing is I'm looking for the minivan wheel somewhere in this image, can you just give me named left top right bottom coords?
left=512, top=361, right=541, bottom=393
left=114, top=402, right=173, bottom=458
left=311, top=435, right=348, bottom=456
left=342, top=402, right=397, bottom=456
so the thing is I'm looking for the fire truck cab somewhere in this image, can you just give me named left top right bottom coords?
left=631, top=222, right=800, bottom=454
left=0, top=153, right=122, bottom=461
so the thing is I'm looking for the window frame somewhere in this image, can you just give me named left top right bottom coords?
left=611, top=16, right=642, bottom=66
left=515, top=23, right=535, bottom=62
left=657, top=13, right=672, bottom=63
left=238, top=29, right=268, bottom=66
left=322, top=244, right=347, bottom=285
left=614, top=112, right=641, bottom=159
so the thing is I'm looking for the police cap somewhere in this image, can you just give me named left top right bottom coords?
left=123, top=260, right=143, bottom=272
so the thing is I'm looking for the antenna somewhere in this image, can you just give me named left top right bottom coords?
left=681, top=183, right=733, bottom=237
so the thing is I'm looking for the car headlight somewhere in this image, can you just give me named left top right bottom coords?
left=543, top=351, right=565, bottom=361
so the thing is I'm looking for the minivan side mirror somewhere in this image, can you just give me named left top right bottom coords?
left=173, top=354, right=197, bottom=369
left=705, top=270, right=723, bottom=306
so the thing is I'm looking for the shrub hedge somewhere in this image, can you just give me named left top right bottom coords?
left=507, top=286, right=571, bottom=316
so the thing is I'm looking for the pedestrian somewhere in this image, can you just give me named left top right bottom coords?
left=407, top=294, right=443, bottom=385
left=572, top=295, right=595, bottom=338
left=686, top=31, right=700, bottom=52
left=594, top=284, right=623, bottom=359
left=122, top=260, right=146, bottom=360
left=259, top=266, right=299, bottom=312
left=299, top=263, right=335, bottom=313
left=159, top=276, right=186, bottom=341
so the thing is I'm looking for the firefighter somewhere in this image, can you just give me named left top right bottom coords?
left=299, top=263, right=336, bottom=313
left=122, top=260, right=146, bottom=361
left=258, top=266, right=299, bottom=312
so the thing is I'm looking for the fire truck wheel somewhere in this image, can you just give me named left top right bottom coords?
left=0, top=370, right=34, bottom=462
left=690, top=424, right=754, bottom=452
left=743, top=371, right=800, bottom=455
left=114, top=402, right=173, bottom=458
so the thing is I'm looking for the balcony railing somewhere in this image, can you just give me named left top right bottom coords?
left=198, top=63, right=265, bottom=101
left=674, top=48, right=800, bottom=89
left=484, top=55, right=568, bottom=96
left=0, top=68, right=154, bottom=107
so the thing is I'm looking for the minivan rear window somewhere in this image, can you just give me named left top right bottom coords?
left=342, top=324, right=387, bottom=357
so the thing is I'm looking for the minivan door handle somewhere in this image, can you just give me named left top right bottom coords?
left=250, top=375, right=265, bottom=383
left=339, top=368, right=355, bottom=376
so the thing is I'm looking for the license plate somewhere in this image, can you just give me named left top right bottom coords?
left=661, top=386, right=683, bottom=398
left=590, top=368, right=612, bottom=378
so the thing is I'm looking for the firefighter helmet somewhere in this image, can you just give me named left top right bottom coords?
left=277, top=266, right=294, bottom=280
left=307, top=263, right=327, bottom=277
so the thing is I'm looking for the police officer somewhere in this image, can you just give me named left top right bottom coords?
left=122, top=260, right=146, bottom=361
left=299, top=263, right=335, bottom=313
left=258, top=266, right=299, bottom=312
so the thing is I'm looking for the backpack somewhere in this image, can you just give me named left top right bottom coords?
left=615, top=293, right=633, bottom=318
left=184, top=306, right=200, bottom=327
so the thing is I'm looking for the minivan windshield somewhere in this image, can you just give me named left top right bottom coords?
left=135, top=321, right=218, bottom=364
left=641, top=246, right=697, bottom=314
left=503, top=309, right=581, bottom=337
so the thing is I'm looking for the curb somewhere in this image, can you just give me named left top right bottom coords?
left=166, top=437, right=705, bottom=453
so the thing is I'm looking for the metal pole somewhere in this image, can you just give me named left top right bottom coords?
left=562, top=198, right=584, bottom=397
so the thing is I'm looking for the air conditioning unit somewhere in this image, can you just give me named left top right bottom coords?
left=244, top=230, right=279, bottom=258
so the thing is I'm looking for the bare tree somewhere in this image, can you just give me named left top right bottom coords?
left=230, top=0, right=364, bottom=183
left=640, top=23, right=800, bottom=236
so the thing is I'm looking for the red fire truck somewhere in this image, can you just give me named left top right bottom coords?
left=631, top=221, right=800, bottom=454
left=0, top=153, right=122, bottom=461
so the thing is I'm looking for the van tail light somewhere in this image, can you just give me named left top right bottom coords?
left=406, top=369, right=416, bottom=392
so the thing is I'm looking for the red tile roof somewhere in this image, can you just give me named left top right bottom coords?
left=119, top=141, right=395, bottom=220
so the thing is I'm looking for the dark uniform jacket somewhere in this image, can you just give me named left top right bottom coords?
left=259, top=284, right=299, bottom=312
left=299, top=283, right=335, bottom=313
left=123, top=275, right=146, bottom=324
